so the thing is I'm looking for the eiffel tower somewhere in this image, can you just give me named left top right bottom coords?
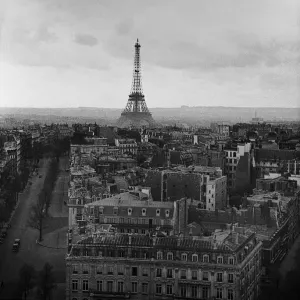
left=117, top=39, right=156, bottom=128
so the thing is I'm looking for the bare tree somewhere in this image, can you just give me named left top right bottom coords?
left=27, top=192, right=45, bottom=242
left=36, top=263, right=56, bottom=300
left=18, top=263, right=36, bottom=300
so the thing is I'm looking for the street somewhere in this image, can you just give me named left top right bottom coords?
left=0, top=157, right=69, bottom=299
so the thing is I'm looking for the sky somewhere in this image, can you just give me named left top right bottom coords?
left=0, top=0, right=299, bottom=108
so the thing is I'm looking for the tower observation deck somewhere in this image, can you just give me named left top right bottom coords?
left=117, top=39, right=156, bottom=128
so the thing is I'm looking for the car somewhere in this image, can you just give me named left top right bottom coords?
left=12, top=243, right=19, bottom=252
left=14, top=239, right=21, bottom=246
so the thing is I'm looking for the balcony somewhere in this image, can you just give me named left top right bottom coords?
left=89, top=290, right=131, bottom=299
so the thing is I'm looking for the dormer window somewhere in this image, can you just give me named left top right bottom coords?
left=167, top=252, right=173, bottom=260
left=228, top=257, right=235, bottom=265
left=113, top=207, right=118, bottom=215
left=156, top=209, right=160, bottom=217
left=165, top=210, right=170, bottom=218
left=192, top=254, right=198, bottom=262
left=99, top=207, right=104, bottom=215
left=142, top=208, right=146, bottom=216
left=181, top=253, right=188, bottom=261
left=203, top=255, right=209, bottom=263
left=128, top=208, right=132, bottom=216
left=217, top=256, right=223, bottom=264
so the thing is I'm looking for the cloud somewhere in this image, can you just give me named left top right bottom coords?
left=74, top=33, right=98, bottom=47
left=0, top=0, right=299, bottom=108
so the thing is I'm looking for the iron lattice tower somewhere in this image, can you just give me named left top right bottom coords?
left=122, top=39, right=151, bottom=114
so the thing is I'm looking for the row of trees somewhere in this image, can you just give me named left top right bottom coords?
left=19, top=262, right=56, bottom=300
left=28, top=158, right=59, bottom=241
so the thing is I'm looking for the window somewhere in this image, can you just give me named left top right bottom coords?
left=191, top=285, right=197, bottom=298
left=117, top=265, right=124, bottom=275
left=157, top=251, right=163, bottom=260
left=156, top=268, right=162, bottom=277
left=142, top=283, right=148, bottom=294
left=72, top=280, right=78, bottom=291
left=166, top=284, right=173, bottom=295
left=107, top=265, right=114, bottom=275
left=96, top=280, right=102, bottom=292
left=120, top=228, right=125, bottom=233
left=82, top=280, right=89, bottom=292
left=165, top=210, right=170, bottom=217
left=72, top=265, right=78, bottom=274
left=142, top=268, right=149, bottom=276
left=203, top=271, right=209, bottom=281
left=107, top=281, right=113, bottom=292
left=167, top=269, right=173, bottom=278
left=142, top=208, right=146, bottom=216
left=117, top=282, right=124, bottom=293
left=131, top=282, right=137, bottom=293
left=216, top=288, right=222, bottom=299
left=132, top=267, right=138, bottom=276
left=228, top=289, right=234, bottom=300
left=228, top=257, right=234, bottom=265
left=192, top=270, right=197, bottom=280
left=192, top=254, right=198, bottom=262
left=181, top=253, right=187, bottom=261
left=156, top=284, right=162, bottom=295
left=167, top=252, right=173, bottom=260
left=96, top=265, right=102, bottom=274
left=180, top=285, right=187, bottom=297
left=119, top=251, right=125, bottom=257
left=156, top=209, right=160, bottom=216
left=228, top=273, right=234, bottom=283
left=203, top=286, right=209, bottom=298
left=217, top=272, right=223, bottom=282
left=203, top=255, right=209, bottom=263
left=181, top=270, right=186, bottom=279
left=141, top=229, right=145, bottom=234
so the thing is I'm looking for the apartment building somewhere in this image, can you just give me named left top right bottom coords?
left=65, top=227, right=262, bottom=300
left=144, top=166, right=227, bottom=211
left=115, top=138, right=138, bottom=156
left=84, top=191, right=175, bottom=235
left=224, top=142, right=252, bottom=194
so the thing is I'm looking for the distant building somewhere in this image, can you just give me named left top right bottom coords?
left=224, top=142, right=253, bottom=194
left=144, top=166, right=227, bottom=210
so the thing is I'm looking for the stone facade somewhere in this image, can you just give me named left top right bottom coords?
left=66, top=229, right=262, bottom=300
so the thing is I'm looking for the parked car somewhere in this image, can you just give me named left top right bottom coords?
left=12, top=239, right=20, bottom=252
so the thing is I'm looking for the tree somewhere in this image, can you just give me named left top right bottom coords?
left=18, top=263, right=36, bottom=300
left=27, top=192, right=45, bottom=242
left=36, top=263, right=56, bottom=300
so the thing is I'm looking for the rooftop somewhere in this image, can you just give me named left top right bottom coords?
left=69, top=227, right=256, bottom=254
left=85, top=192, right=173, bottom=209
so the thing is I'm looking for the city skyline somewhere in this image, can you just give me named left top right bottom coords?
left=0, top=0, right=299, bottom=108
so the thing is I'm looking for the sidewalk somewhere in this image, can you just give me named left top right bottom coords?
left=37, top=226, right=68, bottom=249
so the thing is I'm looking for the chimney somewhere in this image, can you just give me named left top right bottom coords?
left=235, top=232, right=239, bottom=245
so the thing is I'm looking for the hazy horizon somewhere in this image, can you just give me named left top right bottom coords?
left=0, top=0, right=299, bottom=109
left=0, top=105, right=300, bottom=109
